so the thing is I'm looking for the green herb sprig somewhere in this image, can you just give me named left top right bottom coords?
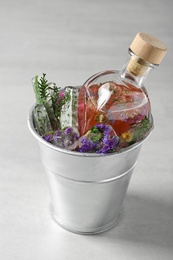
left=33, top=73, right=61, bottom=130
left=33, top=73, right=49, bottom=104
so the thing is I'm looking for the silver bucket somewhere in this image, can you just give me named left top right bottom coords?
left=28, top=105, right=151, bottom=235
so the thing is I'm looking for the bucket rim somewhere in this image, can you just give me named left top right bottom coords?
left=27, top=104, right=153, bottom=158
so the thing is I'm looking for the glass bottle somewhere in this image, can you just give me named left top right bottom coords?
left=78, top=32, right=167, bottom=145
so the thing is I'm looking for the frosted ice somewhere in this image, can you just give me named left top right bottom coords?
left=43, top=127, right=80, bottom=151
left=33, top=104, right=53, bottom=135
left=60, top=86, right=78, bottom=129
left=78, top=123, right=119, bottom=153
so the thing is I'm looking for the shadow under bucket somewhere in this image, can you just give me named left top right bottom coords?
left=28, top=105, right=151, bottom=235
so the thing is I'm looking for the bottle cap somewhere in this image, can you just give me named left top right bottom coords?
left=130, top=32, right=167, bottom=65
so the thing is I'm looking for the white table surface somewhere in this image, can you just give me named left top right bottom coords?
left=0, top=0, right=173, bottom=259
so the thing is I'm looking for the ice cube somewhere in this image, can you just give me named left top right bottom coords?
left=60, top=86, right=78, bottom=129
left=43, top=127, right=80, bottom=151
left=33, top=104, right=53, bottom=135
left=78, top=123, right=119, bottom=154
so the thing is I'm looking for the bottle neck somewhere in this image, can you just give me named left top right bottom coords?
left=120, top=49, right=157, bottom=87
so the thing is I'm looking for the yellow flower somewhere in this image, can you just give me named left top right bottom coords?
left=121, top=131, right=133, bottom=143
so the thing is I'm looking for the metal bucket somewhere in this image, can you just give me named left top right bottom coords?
left=28, top=105, right=150, bottom=235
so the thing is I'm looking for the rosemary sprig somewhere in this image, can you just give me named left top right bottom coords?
left=33, top=73, right=49, bottom=104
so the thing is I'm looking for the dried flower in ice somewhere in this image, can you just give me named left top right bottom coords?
left=78, top=123, right=119, bottom=154
left=121, top=131, right=133, bottom=143
left=43, top=127, right=80, bottom=151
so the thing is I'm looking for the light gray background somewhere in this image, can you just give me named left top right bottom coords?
left=0, top=0, right=173, bottom=259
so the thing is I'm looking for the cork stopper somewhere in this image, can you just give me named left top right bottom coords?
left=127, top=57, right=149, bottom=76
left=130, top=32, right=167, bottom=65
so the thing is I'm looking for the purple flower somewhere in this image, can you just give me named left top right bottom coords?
left=64, top=127, right=72, bottom=135
left=78, top=136, right=97, bottom=153
left=94, top=123, right=112, bottom=135
left=53, top=131, right=62, bottom=143
left=98, top=136, right=119, bottom=154
left=95, top=123, right=105, bottom=130
left=79, top=123, right=119, bottom=154
left=43, top=131, right=56, bottom=142
left=43, top=134, right=53, bottom=142
left=43, top=127, right=80, bottom=150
